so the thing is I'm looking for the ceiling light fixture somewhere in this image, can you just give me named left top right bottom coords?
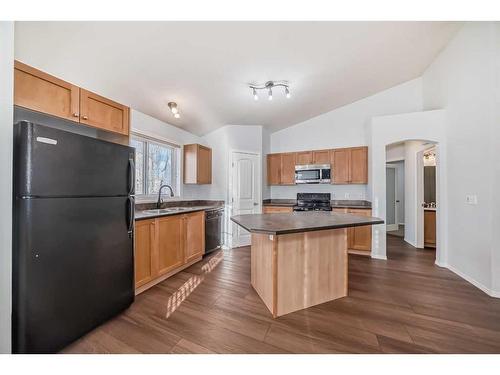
left=168, top=102, right=180, bottom=118
left=249, top=81, right=290, bottom=101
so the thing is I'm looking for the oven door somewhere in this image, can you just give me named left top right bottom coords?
left=295, top=166, right=321, bottom=184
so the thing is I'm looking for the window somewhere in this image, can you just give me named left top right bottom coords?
left=130, top=134, right=180, bottom=197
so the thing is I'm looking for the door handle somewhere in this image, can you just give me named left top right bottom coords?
left=128, top=157, right=135, bottom=195
left=253, top=202, right=259, bottom=206
left=126, top=196, right=135, bottom=238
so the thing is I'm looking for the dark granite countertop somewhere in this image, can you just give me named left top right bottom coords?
left=135, top=200, right=224, bottom=220
left=231, top=211, right=383, bottom=235
left=263, top=199, right=372, bottom=209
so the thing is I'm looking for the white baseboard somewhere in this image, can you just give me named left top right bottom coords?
left=371, top=253, right=387, bottom=260
left=445, top=263, right=500, bottom=298
left=386, top=224, right=398, bottom=232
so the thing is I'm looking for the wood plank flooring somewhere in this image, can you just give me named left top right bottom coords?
left=63, top=236, right=500, bottom=353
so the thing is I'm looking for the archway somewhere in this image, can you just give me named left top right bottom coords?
left=369, top=109, right=447, bottom=266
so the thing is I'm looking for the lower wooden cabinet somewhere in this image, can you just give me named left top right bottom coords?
left=333, top=207, right=372, bottom=254
left=424, top=210, right=436, bottom=248
left=134, top=210, right=205, bottom=293
left=262, top=206, right=294, bottom=213
left=134, top=219, right=156, bottom=288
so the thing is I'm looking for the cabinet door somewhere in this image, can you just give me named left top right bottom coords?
left=267, top=154, right=282, bottom=185
left=197, top=145, right=212, bottom=184
left=184, top=211, right=205, bottom=263
left=313, top=150, right=330, bottom=164
left=80, top=89, right=130, bottom=135
left=424, top=210, right=436, bottom=247
left=134, top=219, right=156, bottom=288
left=332, top=149, right=350, bottom=184
left=14, top=61, right=80, bottom=122
left=350, top=147, right=368, bottom=184
left=157, top=215, right=184, bottom=275
left=348, top=209, right=372, bottom=251
left=263, top=206, right=294, bottom=213
left=296, top=151, right=313, bottom=165
left=281, top=152, right=296, bottom=185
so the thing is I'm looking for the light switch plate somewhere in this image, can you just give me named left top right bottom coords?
left=466, top=195, right=478, bottom=205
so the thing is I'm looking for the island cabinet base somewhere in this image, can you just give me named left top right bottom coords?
left=250, top=228, right=348, bottom=318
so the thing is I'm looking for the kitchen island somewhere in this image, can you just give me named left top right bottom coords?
left=231, top=212, right=383, bottom=317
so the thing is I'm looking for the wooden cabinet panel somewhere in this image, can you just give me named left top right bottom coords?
left=14, top=61, right=79, bottom=121
left=281, top=152, right=296, bottom=185
left=332, top=149, right=350, bottom=184
left=267, top=154, right=282, bottom=185
left=296, top=151, right=313, bottom=165
left=263, top=206, right=294, bottom=213
left=424, top=210, right=436, bottom=248
left=184, top=144, right=212, bottom=184
left=157, top=215, right=184, bottom=275
left=80, top=89, right=130, bottom=135
left=313, top=150, right=330, bottom=164
left=134, top=219, right=156, bottom=288
left=348, top=209, right=372, bottom=251
left=350, top=147, right=368, bottom=184
left=184, top=211, right=205, bottom=263
left=197, top=145, right=212, bottom=184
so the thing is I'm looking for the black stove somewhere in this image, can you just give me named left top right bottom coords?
left=293, top=193, right=332, bottom=212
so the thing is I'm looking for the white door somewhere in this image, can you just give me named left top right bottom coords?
left=230, top=151, right=260, bottom=247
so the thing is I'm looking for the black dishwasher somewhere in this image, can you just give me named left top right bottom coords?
left=205, top=207, right=224, bottom=254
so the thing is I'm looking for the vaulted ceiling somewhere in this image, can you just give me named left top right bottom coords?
left=15, top=21, right=461, bottom=135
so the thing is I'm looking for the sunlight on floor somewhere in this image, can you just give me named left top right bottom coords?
left=165, top=251, right=224, bottom=319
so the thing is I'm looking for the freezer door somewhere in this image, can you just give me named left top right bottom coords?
left=14, top=121, right=135, bottom=197
left=12, top=196, right=134, bottom=353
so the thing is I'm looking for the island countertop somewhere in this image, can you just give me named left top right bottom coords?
left=231, top=211, right=383, bottom=235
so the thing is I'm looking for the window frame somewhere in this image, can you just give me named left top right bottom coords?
left=130, top=132, right=181, bottom=200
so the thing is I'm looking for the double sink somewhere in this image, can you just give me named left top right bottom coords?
left=142, top=207, right=192, bottom=215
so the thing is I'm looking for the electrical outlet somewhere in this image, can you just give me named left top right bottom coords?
left=466, top=195, right=478, bottom=205
left=345, top=193, right=350, bottom=199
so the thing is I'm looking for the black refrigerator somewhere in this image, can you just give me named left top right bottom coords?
left=12, top=121, right=136, bottom=353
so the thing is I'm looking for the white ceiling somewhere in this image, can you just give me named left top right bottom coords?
left=15, top=22, right=461, bottom=136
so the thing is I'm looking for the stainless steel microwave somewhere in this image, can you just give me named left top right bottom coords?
left=295, top=164, right=331, bottom=184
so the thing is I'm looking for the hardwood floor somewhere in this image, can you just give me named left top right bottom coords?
left=63, top=236, right=500, bottom=353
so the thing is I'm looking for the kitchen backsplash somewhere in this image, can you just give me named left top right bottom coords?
left=270, top=184, right=368, bottom=201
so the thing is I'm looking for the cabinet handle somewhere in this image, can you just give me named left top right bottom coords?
left=82, top=115, right=88, bottom=120
left=72, top=113, right=79, bottom=117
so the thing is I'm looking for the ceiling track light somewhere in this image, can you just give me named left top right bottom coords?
left=168, top=102, right=180, bottom=119
left=249, top=81, right=291, bottom=101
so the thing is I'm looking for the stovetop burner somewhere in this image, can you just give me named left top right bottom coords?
left=293, top=193, right=332, bottom=212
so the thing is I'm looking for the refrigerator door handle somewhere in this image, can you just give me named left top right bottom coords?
left=127, top=196, right=135, bottom=238
left=128, top=158, right=135, bottom=195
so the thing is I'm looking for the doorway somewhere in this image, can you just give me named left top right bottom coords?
left=228, top=151, right=261, bottom=248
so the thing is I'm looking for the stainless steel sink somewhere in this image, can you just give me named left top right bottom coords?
left=142, top=207, right=190, bottom=215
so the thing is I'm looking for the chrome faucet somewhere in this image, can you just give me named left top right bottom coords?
left=156, top=180, right=174, bottom=209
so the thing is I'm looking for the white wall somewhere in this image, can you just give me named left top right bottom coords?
left=269, top=78, right=423, bottom=200
left=262, top=128, right=271, bottom=200
left=422, top=22, right=499, bottom=296
left=0, top=21, right=14, bottom=354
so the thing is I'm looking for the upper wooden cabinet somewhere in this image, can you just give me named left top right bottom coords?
left=280, top=153, right=296, bottom=185
left=332, top=146, right=368, bottom=184
left=267, top=153, right=282, bottom=185
left=332, top=149, right=350, bottom=184
left=14, top=61, right=80, bottom=122
left=14, top=61, right=130, bottom=136
left=312, top=150, right=330, bottom=164
left=80, top=89, right=129, bottom=135
left=183, top=144, right=212, bottom=184
left=267, top=146, right=367, bottom=186
left=296, top=151, right=313, bottom=165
